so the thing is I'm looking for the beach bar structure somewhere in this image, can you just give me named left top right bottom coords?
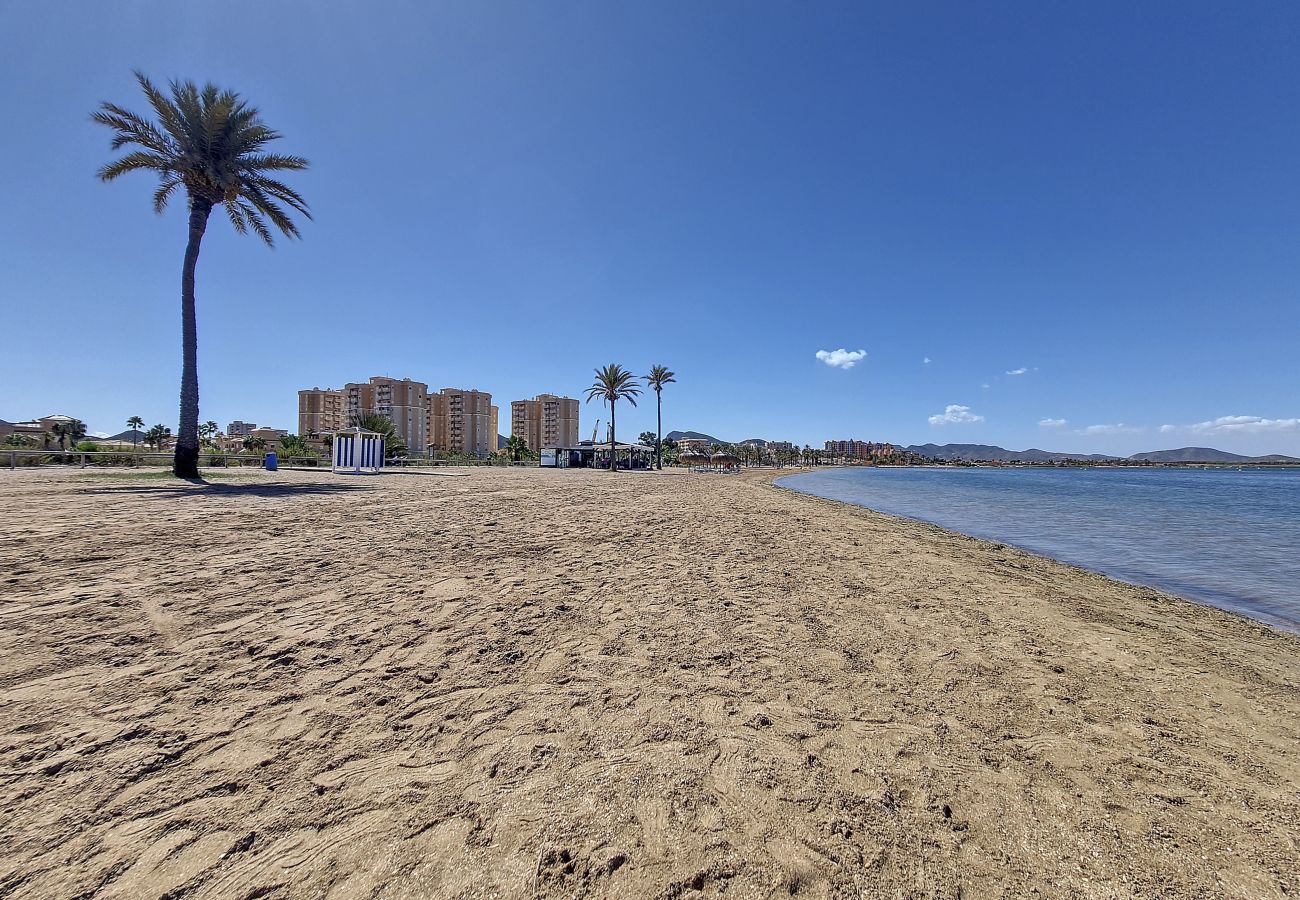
left=332, top=428, right=385, bottom=474
left=540, top=441, right=655, bottom=470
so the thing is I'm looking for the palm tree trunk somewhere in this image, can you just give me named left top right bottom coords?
left=609, top=398, right=616, bottom=471
left=655, top=389, right=662, bottom=470
left=175, top=198, right=212, bottom=479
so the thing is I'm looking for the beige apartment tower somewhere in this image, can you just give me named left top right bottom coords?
left=297, top=388, right=345, bottom=436
left=345, top=377, right=429, bottom=453
left=428, top=388, right=497, bottom=458
left=511, top=394, right=580, bottom=452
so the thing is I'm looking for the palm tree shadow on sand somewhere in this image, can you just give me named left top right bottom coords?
left=75, top=481, right=370, bottom=498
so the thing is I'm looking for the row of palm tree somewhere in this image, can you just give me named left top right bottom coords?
left=584, top=364, right=676, bottom=471
left=49, top=419, right=88, bottom=451
left=144, top=424, right=172, bottom=450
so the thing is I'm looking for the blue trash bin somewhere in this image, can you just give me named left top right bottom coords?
left=265, top=451, right=278, bottom=471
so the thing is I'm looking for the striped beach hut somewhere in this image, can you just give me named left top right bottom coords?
left=332, top=428, right=385, bottom=475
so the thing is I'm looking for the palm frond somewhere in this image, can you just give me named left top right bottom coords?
left=91, top=106, right=172, bottom=154
left=233, top=199, right=274, bottom=245
left=240, top=153, right=310, bottom=172
left=97, top=151, right=170, bottom=182
left=224, top=200, right=249, bottom=236
left=242, top=185, right=299, bottom=240
left=153, top=175, right=183, bottom=213
left=247, top=176, right=311, bottom=216
left=134, top=70, right=187, bottom=146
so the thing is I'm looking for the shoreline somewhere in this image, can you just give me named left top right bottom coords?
left=771, top=468, right=1300, bottom=637
left=2, top=467, right=1297, bottom=897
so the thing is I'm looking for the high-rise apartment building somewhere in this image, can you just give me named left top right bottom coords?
left=226, top=420, right=257, bottom=438
left=428, top=388, right=497, bottom=458
left=345, top=377, right=429, bottom=453
left=511, top=394, right=580, bottom=452
left=823, top=439, right=895, bottom=459
left=297, top=388, right=345, bottom=436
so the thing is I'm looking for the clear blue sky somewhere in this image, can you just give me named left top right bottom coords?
left=3, top=1, right=1298, bottom=455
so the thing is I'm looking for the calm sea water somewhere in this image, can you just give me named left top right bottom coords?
left=777, top=466, right=1300, bottom=633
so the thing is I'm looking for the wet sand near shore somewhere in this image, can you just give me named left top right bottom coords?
left=1, top=467, right=1296, bottom=899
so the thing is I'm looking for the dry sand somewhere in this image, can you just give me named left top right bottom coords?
left=0, top=466, right=1296, bottom=899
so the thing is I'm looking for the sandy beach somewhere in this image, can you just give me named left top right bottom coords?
left=1, top=466, right=1296, bottom=899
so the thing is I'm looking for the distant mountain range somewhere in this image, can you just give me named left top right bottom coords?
left=905, top=443, right=1299, bottom=464
left=905, top=443, right=1117, bottom=462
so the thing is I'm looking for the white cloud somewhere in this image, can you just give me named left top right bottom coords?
left=1159, top=424, right=1176, bottom=433
left=929, top=405, right=984, bottom=426
left=981, top=383, right=990, bottom=389
left=923, top=357, right=931, bottom=364
left=1079, top=423, right=1143, bottom=435
left=815, top=348, right=867, bottom=370
left=1006, top=367, right=1028, bottom=376
left=90, top=431, right=109, bottom=438
left=1187, top=415, right=1300, bottom=435
left=1038, top=418, right=1067, bottom=427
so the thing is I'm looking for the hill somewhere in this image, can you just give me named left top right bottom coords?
left=1128, top=447, right=1300, bottom=463
left=665, top=430, right=724, bottom=444
left=903, top=443, right=1299, bottom=464
left=905, top=443, right=1117, bottom=462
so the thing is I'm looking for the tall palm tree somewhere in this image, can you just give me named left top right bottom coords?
left=201, top=420, right=219, bottom=446
left=94, top=72, right=310, bottom=479
left=585, top=364, right=640, bottom=471
left=643, top=365, right=676, bottom=470
left=127, top=415, right=144, bottom=449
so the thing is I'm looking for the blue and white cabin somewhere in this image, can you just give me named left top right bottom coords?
left=332, top=428, right=385, bottom=475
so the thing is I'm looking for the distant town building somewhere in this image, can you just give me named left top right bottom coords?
left=226, top=420, right=257, bottom=438
left=346, top=377, right=429, bottom=453
left=0, top=413, right=78, bottom=444
left=243, top=427, right=289, bottom=451
left=429, top=388, right=497, bottom=458
left=511, top=394, right=579, bottom=452
left=675, top=437, right=712, bottom=452
left=297, top=389, right=344, bottom=436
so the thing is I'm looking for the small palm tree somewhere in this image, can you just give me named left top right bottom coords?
left=279, top=434, right=310, bottom=458
left=67, top=419, right=88, bottom=449
left=350, top=413, right=407, bottom=458
left=145, top=424, right=170, bottom=450
left=242, top=435, right=267, bottom=453
left=201, top=420, right=219, bottom=446
left=127, top=415, right=144, bottom=448
left=52, top=422, right=85, bottom=451
left=585, top=364, right=640, bottom=471
left=504, top=434, right=529, bottom=463
left=643, top=365, right=676, bottom=471
left=94, top=72, right=310, bottom=479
